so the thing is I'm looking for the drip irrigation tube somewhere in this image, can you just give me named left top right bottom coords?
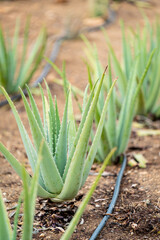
left=89, top=155, right=127, bottom=240
left=0, top=7, right=116, bottom=108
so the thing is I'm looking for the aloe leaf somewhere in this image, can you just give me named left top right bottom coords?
left=23, top=36, right=45, bottom=86
left=0, top=86, right=46, bottom=188
left=22, top=141, right=43, bottom=240
left=103, top=32, right=127, bottom=96
left=0, top=141, right=30, bottom=180
left=0, top=26, right=7, bottom=87
left=0, top=87, right=36, bottom=172
left=82, top=84, right=89, bottom=114
left=26, top=85, right=44, bottom=135
left=0, top=190, right=12, bottom=240
left=58, top=69, right=106, bottom=200
left=81, top=79, right=117, bottom=186
left=133, top=49, right=155, bottom=105
left=146, top=56, right=160, bottom=112
left=121, top=21, right=132, bottom=80
left=109, top=43, right=127, bottom=96
left=62, top=80, right=98, bottom=181
left=87, top=63, right=93, bottom=90
left=5, top=21, right=19, bottom=93
left=39, top=85, right=49, bottom=141
left=15, top=18, right=30, bottom=87
left=21, top=166, right=30, bottom=240
left=60, top=148, right=116, bottom=240
left=17, top=28, right=46, bottom=88
left=136, top=76, right=146, bottom=115
left=55, top=94, right=68, bottom=176
left=106, top=57, right=117, bottom=152
left=81, top=34, right=94, bottom=54
left=7, top=42, right=16, bottom=92
left=94, top=47, right=105, bottom=113
left=117, top=60, right=139, bottom=156
left=0, top=142, right=56, bottom=199
left=29, top=140, right=43, bottom=206
left=45, top=83, right=56, bottom=155
left=19, top=89, right=63, bottom=193
left=117, top=49, right=155, bottom=155
left=45, top=57, right=63, bottom=77
left=53, top=78, right=84, bottom=98
left=68, top=89, right=76, bottom=155
left=6, top=20, right=20, bottom=92
left=12, top=195, right=22, bottom=240
left=10, top=19, right=20, bottom=90
left=62, top=61, right=69, bottom=97
left=55, top=96, right=61, bottom=141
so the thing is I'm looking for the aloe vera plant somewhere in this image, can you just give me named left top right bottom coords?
left=0, top=142, right=42, bottom=240
left=0, top=19, right=46, bottom=94
left=105, top=20, right=160, bottom=117
left=0, top=72, right=116, bottom=201
left=78, top=36, right=154, bottom=162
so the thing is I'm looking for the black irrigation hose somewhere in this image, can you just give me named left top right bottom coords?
left=89, top=155, right=127, bottom=240
left=0, top=7, right=116, bottom=108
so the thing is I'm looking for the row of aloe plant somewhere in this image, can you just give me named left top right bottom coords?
left=81, top=34, right=155, bottom=162
left=0, top=55, right=154, bottom=239
left=105, top=19, right=160, bottom=118
left=0, top=18, right=157, bottom=239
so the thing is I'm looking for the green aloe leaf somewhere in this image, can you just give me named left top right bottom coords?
left=22, top=140, right=43, bottom=240
left=0, top=142, right=56, bottom=199
left=26, top=85, right=44, bottom=135
left=117, top=49, right=155, bottom=155
left=106, top=57, right=117, bottom=152
left=12, top=195, right=22, bottom=240
left=55, top=94, right=68, bottom=176
left=68, top=88, right=76, bottom=155
left=82, top=78, right=117, bottom=186
left=0, top=190, right=12, bottom=240
left=103, top=31, right=127, bottom=97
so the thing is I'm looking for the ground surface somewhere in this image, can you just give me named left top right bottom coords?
left=0, top=0, right=160, bottom=239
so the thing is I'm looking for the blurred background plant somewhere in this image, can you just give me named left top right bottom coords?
left=71, top=36, right=154, bottom=162
left=105, top=19, right=160, bottom=118
left=0, top=19, right=46, bottom=94
left=88, top=0, right=109, bottom=17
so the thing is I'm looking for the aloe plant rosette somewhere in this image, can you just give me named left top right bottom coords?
left=0, top=71, right=116, bottom=202
left=0, top=19, right=46, bottom=94
left=106, top=20, right=160, bottom=117
left=82, top=35, right=154, bottom=162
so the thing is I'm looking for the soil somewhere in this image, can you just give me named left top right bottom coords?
left=0, top=0, right=160, bottom=240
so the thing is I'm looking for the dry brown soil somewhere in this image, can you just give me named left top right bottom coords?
left=0, top=0, right=160, bottom=239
